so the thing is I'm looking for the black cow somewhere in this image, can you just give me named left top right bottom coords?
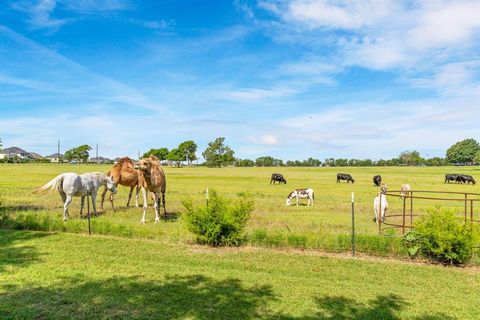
left=270, top=173, right=287, bottom=184
left=337, top=173, right=355, bottom=183
left=457, top=174, right=476, bottom=185
left=373, top=175, right=382, bottom=186
left=445, top=174, right=459, bottom=183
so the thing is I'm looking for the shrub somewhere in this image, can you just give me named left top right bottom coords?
left=403, top=210, right=479, bottom=265
left=182, top=189, right=254, bottom=246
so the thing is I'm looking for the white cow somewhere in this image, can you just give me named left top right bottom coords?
left=373, top=192, right=388, bottom=223
left=286, top=188, right=314, bottom=206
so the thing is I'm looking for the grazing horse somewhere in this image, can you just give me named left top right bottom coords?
left=101, top=157, right=144, bottom=211
left=34, top=172, right=117, bottom=221
left=134, top=156, right=167, bottom=224
left=337, top=173, right=355, bottom=183
left=373, top=185, right=388, bottom=223
left=286, top=188, right=314, bottom=206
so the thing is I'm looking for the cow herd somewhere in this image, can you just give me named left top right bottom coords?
left=274, top=171, right=476, bottom=224
left=445, top=174, right=476, bottom=184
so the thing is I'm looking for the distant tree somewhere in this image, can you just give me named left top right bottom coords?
left=446, top=139, right=480, bottom=165
left=143, top=148, right=169, bottom=161
left=475, top=151, right=480, bottom=165
left=178, top=140, right=198, bottom=165
left=324, top=158, right=335, bottom=167
left=64, top=145, right=91, bottom=163
left=236, top=159, right=255, bottom=167
left=167, top=148, right=185, bottom=167
left=202, top=137, right=235, bottom=167
left=425, top=157, right=447, bottom=166
left=399, top=150, right=423, bottom=166
left=255, top=156, right=283, bottom=167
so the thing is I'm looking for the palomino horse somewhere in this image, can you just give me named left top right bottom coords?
left=34, top=172, right=117, bottom=221
left=134, top=156, right=166, bottom=224
left=101, top=157, right=143, bottom=211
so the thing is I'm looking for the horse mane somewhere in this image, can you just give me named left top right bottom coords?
left=148, top=156, right=164, bottom=187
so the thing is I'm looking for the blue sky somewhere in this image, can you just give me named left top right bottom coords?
left=1, top=0, right=480, bottom=160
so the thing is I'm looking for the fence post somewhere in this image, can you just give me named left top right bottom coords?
left=351, top=192, right=355, bottom=256
left=87, top=190, right=91, bottom=235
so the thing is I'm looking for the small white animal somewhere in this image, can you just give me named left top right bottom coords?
left=373, top=192, right=388, bottom=223
left=400, top=184, right=411, bottom=198
left=286, top=188, right=314, bottom=206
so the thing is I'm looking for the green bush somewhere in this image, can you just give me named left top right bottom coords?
left=182, top=189, right=254, bottom=246
left=403, top=210, right=479, bottom=265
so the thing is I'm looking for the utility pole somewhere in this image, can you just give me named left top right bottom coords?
left=57, top=140, right=60, bottom=164
left=96, top=144, right=99, bottom=164
left=138, top=149, right=141, bottom=160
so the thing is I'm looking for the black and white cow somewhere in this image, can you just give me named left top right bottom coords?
left=270, top=173, right=287, bottom=184
left=373, top=175, right=382, bottom=186
left=286, top=188, right=314, bottom=206
left=445, top=174, right=459, bottom=183
left=337, top=173, right=355, bottom=183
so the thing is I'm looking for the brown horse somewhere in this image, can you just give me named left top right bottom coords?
left=134, top=155, right=166, bottom=224
left=101, top=157, right=143, bottom=212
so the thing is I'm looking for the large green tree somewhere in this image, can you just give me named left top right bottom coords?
left=143, top=148, right=169, bottom=161
left=64, top=145, right=91, bottom=163
left=399, top=150, right=423, bottom=166
left=167, top=148, right=185, bottom=167
left=178, top=140, right=198, bottom=165
left=202, top=137, right=235, bottom=167
left=446, top=138, right=480, bottom=165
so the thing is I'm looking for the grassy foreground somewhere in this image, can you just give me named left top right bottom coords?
left=1, top=229, right=479, bottom=319
left=1, top=164, right=480, bottom=255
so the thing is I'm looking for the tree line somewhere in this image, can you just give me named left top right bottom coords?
left=2, top=137, right=480, bottom=167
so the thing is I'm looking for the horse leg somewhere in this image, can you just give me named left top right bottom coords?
left=91, top=192, right=98, bottom=216
left=154, top=193, right=160, bottom=224
left=140, top=187, right=148, bottom=224
left=109, top=192, right=115, bottom=212
left=126, top=186, right=134, bottom=207
left=135, top=185, right=139, bottom=208
left=100, top=186, right=108, bottom=210
left=162, top=192, right=166, bottom=218
left=80, top=196, right=85, bottom=218
left=63, top=195, right=73, bottom=221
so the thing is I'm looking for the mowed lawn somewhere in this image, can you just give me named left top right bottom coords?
left=1, top=229, right=479, bottom=319
left=1, top=164, right=479, bottom=244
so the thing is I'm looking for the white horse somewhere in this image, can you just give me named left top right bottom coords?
left=34, top=172, right=117, bottom=221
left=286, top=188, right=314, bottom=206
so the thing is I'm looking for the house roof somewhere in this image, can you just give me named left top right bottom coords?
left=46, top=153, right=64, bottom=158
left=0, top=146, right=29, bottom=154
left=29, top=152, right=45, bottom=159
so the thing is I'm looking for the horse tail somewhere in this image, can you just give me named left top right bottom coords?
left=33, top=174, right=65, bottom=194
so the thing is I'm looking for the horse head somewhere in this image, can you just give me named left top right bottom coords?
left=106, top=176, right=117, bottom=194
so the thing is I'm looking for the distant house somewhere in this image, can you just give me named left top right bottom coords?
left=89, top=157, right=113, bottom=164
left=0, top=147, right=36, bottom=160
left=29, top=152, right=45, bottom=160
left=45, top=153, right=64, bottom=163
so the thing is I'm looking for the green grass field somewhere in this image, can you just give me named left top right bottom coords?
left=1, top=229, right=479, bottom=319
left=1, top=164, right=480, bottom=254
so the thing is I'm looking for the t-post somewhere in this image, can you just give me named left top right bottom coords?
left=351, top=192, right=355, bottom=256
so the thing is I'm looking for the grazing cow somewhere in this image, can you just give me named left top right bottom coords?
left=373, top=175, right=382, bottom=186
left=286, top=188, right=314, bottom=206
left=445, top=174, right=459, bottom=183
left=400, top=184, right=411, bottom=198
left=457, top=174, right=476, bottom=185
left=373, top=185, right=388, bottom=223
left=337, top=173, right=355, bottom=183
left=270, top=173, right=287, bottom=184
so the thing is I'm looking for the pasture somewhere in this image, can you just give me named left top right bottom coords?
left=1, top=164, right=479, bottom=255
left=1, top=229, right=479, bottom=319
